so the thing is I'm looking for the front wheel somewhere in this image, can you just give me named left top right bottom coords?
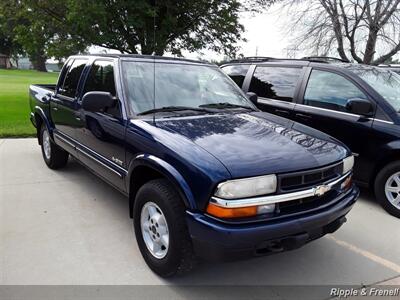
left=374, top=161, right=400, bottom=218
left=133, top=179, right=195, bottom=277
left=40, top=125, right=69, bottom=169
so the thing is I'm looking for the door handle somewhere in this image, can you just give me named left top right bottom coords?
left=74, top=111, right=82, bottom=121
left=52, top=107, right=58, bottom=111
left=275, top=109, right=290, bottom=115
left=295, top=113, right=312, bottom=120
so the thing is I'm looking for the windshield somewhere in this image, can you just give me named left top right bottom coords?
left=350, top=67, right=400, bottom=111
left=122, top=61, right=253, bottom=115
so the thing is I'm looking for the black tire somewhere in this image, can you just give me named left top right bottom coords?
left=133, top=179, right=195, bottom=277
left=40, top=125, right=69, bottom=169
left=374, top=161, right=400, bottom=218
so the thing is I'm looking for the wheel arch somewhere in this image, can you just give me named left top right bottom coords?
left=33, top=106, right=53, bottom=144
left=371, top=145, right=400, bottom=187
left=127, top=154, right=196, bottom=218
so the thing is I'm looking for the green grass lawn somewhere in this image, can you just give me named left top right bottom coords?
left=0, top=69, right=58, bottom=137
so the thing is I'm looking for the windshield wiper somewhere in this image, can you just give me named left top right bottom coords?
left=199, top=102, right=254, bottom=110
left=137, top=106, right=214, bottom=116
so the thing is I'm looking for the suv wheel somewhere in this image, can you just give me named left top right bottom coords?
left=40, top=125, right=69, bottom=169
left=133, top=179, right=195, bottom=277
left=375, top=161, right=400, bottom=218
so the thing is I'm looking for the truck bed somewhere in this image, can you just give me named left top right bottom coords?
left=31, top=84, right=57, bottom=91
left=29, top=84, right=56, bottom=129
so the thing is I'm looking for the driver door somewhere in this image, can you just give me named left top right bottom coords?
left=74, top=59, right=127, bottom=190
left=293, top=68, right=376, bottom=182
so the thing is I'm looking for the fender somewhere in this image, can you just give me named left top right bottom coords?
left=376, top=140, right=400, bottom=163
left=384, top=140, right=400, bottom=151
left=372, top=141, right=400, bottom=181
left=34, top=106, right=54, bottom=135
left=127, top=154, right=196, bottom=213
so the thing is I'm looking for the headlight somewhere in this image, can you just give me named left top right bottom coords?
left=343, top=155, right=354, bottom=174
left=214, top=174, right=277, bottom=199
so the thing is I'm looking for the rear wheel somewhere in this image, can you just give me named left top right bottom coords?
left=40, top=125, right=69, bottom=169
left=374, top=161, right=400, bottom=218
left=133, top=179, right=195, bottom=277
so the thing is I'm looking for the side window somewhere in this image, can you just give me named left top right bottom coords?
left=221, top=64, right=250, bottom=88
left=83, top=60, right=119, bottom=117
left=57, top=59, right=73, bottom=92
left=59, top=59, right=87, bottom=98
left=83, top=60, right=116, bottom=96
left=248, top=66, right=302, bottom=102
left=304, top=70, right=367, bottom=112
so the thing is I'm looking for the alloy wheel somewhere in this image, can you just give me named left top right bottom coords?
left=384, top=172, right=400, bottom=209
left=140, top=202, right=170, bottom=259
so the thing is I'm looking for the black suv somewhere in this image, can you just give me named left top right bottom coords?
left=222, top=57, right=400, bottom=218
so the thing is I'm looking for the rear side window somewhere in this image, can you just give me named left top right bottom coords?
left=83, top=60, right=116, bottom=96
left=304, top=70, right=367, bottom=112
left=248, top=66, right=302, bottom=102
left=57, top=59, right=73, bottom=92
left=59, top=59, right=87, bottom=98
left=221, top=64, right=250, bottom=88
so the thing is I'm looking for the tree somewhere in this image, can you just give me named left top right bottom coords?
left=0, top=0, right=276, bottom=69
left=44, top=0, right=246, bottom=57
left=0, top=0, right=88, bottom=71
left=267, top=0, right=400, bottom=65
left=0, top=8, right=24, bottom=66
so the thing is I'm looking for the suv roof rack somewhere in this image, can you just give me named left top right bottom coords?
left=226, top=56, right=340, bottom=64
left=379, top=64, right=400, bottom=67
left=227, top=56, right=275, bottom=63
left=301, top=56, right=350, bottom=63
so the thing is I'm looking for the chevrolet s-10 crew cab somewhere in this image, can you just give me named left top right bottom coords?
left=29, top=54, right=359, bottom=277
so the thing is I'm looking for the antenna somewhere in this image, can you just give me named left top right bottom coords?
left=152, top=0, right=156, bottom=124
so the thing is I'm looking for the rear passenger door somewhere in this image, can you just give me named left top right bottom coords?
left=294, top=68, right=375, bottom=182
left=247, top=66, right=303, bottom=119
left=52, top=58, right=88, bottom=152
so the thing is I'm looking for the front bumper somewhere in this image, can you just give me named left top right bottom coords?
left=186, top=186, right=359, bottom=261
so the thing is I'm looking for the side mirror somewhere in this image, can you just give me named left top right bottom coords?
left=82, top=91, right=116, bottom=113
left=345, top=98, right=373, bottom=116
left=246, top=92, right=258, bottom=105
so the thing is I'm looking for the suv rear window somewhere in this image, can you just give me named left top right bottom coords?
left=249, top=66, right=302, bottom=102
left=221, top=64, right=250, bottom=88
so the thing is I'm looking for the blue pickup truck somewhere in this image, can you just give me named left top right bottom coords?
left=29, top=54, right=359, bottom=277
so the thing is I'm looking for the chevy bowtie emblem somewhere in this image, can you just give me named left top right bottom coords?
left=314, top=185, right=331, bottom=196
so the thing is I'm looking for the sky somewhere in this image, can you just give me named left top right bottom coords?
left=184, top=7, right=293, bottom=61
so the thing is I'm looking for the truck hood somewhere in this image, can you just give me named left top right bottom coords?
left=155, top=112, right=349, bottom=178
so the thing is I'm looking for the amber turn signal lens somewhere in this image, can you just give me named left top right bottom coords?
left=206, top=203, right=257, bottom=218
left=341, top=175, right=352, bottom=191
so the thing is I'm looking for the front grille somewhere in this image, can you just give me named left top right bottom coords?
left=278, top=162, right=343, bottom=192
left=277, top=189, right=340, bottom=216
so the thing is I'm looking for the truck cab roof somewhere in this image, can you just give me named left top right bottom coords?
left=68, top=54, right=214, bottom=66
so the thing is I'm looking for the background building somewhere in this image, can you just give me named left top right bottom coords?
left=0, top=54, right=12, bottom=69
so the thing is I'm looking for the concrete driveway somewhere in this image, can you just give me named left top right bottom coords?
left=1, top=138, right=399, bottom=298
